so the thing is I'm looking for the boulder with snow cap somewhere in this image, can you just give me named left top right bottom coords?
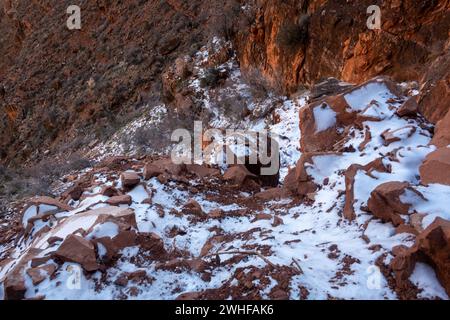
left=299, top=78, right=400, bottom=153
left=367, top=181, right=412, bottom=226
left=284, top=152, right=340, bottom=198
left=419, top=148, right=450, bottom=186
left=28, top=196, right=73, bottom=212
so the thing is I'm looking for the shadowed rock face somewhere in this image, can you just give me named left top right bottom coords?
left=0, top=0, right=241, bottom=166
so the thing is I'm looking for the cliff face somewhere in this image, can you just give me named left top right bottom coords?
left=235, top=0, right=450, bottom=122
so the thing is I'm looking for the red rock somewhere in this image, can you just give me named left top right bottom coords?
left=409, top=213, right=425, bottom=234
left=431, top=110, right=450, bottom=148
left=395, top=224, right=419, bottom=236
left=100, top=186, right=119, bottom=197
left=253, top=213, right=272, bottom=222
left=419, top=148, right=450, bottom=185
left=284, top=152, right=339, bottom=198
left=343, top=158, right=390, bottom=220
left=65, top=184, right=83, bottom=201
left=3, top=277, right=26, bottom=300
left=208, top=209, right=224, bottom=219
left=272, top=216, right=284, bottom=227
left=176, top=292, right=203, bottom=300
left=390, top=245, right=418, bottom=290
left=120, top=172, right=140, bottom=189
left=186, top=164, right=220, bottom=179
left=298, top=79, right=396, bottom=153
left=390, top=218, right=450, bottom=295
left=255, top=188, right=288, bottom=201
left=381, top=125, right=416, bottom=146
left=106, top=195, right=132, bottom=206
left=136, top=232, right=166, bottom=256
left=143, top=163, right=163, bottom=180
left=53, top=234, right=99, bottom=272
left=181, top=199, right=204, bottom=217
left=29, top=196, right=73, bottom=212
left=396, top=97, right=419, bottom=117
left=26, top=264, right=57, bottom=286
left=414, top=218, right=450, bottom=295
left=367, top=181, right=412, bottom=226
left=223, top=165, right=257, bottom=186
left=151, top=158, right=186, bottom=176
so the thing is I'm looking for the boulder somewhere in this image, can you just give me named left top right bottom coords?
left=396, top=97, right=419, bottom=117
left=143, top=163, right=163, bottom=180
left=255, top=188, right=288, bottom=201
left=106, top=195, right=132, bottom=206
left=414, top=218, right=450, bottom=295
left=120, top=172, right=140, bottom=189
left=100, top=186, right=120, bottom=197
left=223, top=165, right=258, bottom=187
left=151, top=158, right=186, bottom=176
left=431, top=110, right=450, bottom=148
left=26, top=264, right=57, bottom=286
left=53, top=234, right=99, bottom=272
left=419, top=148, right=450, bottom=185
left=3, top=276, right=27, bottom=300
left=367, top=181, right=412, bottom=226
left=64, top=184, right=84, bottom=201
left=181, top=199, right=204, bottom=217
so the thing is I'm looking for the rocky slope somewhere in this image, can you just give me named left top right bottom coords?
left=0, top=0, right=449, bottom=300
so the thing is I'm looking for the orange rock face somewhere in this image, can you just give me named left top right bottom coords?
left=419, top=148, right=450, bottom=186
left=431, top=110, right=450, bottom=148
left=236, top=0, right=449, bottom=123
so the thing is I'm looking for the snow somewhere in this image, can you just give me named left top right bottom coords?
left=313, top=103, right=337, bottom=132
left=22, top=206, right=37, bottom=227
left=86, top=222, right=119, bottom=240
left=128, top=185, right=149, bottom=204
left=344, top=81, right=397, bottom=111
left=410, top=263, right=448, bottom=299
left=401, top=184, right=450, bottom=229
